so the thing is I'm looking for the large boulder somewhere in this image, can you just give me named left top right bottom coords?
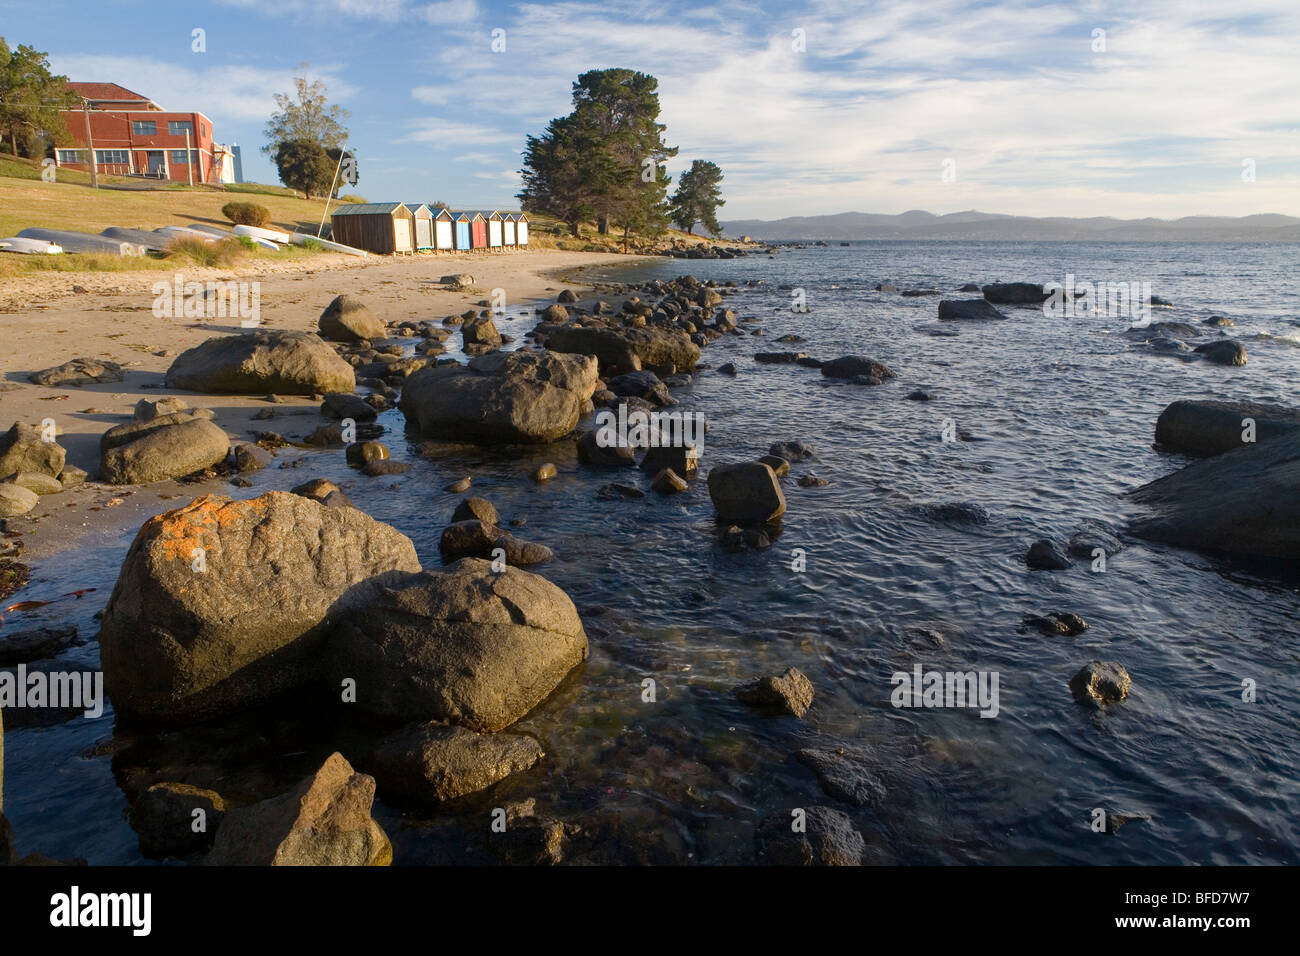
left=1155, top=400, right=1300, bottom=457
left=400, top=350, right=597, bottom=444
left=318, top=295, right=386, bottom=342
left=543, top=325, right=700, bottom=374
left=100, top=418, right=231, bottom=485
left=1129, top=430, right=1300, bottom=559
left=165, top=330, right=355, bottom=395
left=205, top=753, right=391, bottom=866
left=99, top=492, right=420, bottom=724
left=0, top=422, right=65, bottom=479
left=368, top=722, right=543, bottom=807
left=982, top=282, right=1050, bottom=305
left=708, top=462, right=786, bottom=524
left=0, top=483, right=39, bottom=518
left=1193, top=340, right=1247, bottom=366
left=938, top=298, right=1006, bottom=321
left=328, top=559, right=588, bottom=732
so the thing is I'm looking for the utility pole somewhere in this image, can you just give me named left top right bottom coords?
left=82, top=98, right=98, bottom=188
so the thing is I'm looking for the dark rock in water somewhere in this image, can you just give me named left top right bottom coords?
left=743, top=528, right=772, bottom=549
left=735, top=667, right=814, bottom=717
left=0, top=423, right=66, bottom=479
left=532, top=463, right=557, bottom=482
left=368, top=722, right=543, bottom=807
left=958, top=283, right=981, bottom=292
left=1124, top=321, right=1200, bottom=340
left=345, top=441, right=388, bottom=465
left=982, top=282, right=1050, bottom=305
left=29, top=357, right=124, bottom=387
left=769, top=441, right=814, bottom=461
left=578, top=429, right=636, bottom=468
left=439, top=519, right=551, bottom=565
left=1129, top=430, right=1300, bottom=559
left=1150, top=295, right=1172, bottom=306
left=166, top=330, right=355, bottom=395
left=452, top=496, right=499, bottom=526
left=539, top=304, right=568, bottom=323
left=319, top=295, right=386, bottom=342
left=485, top=803, right=569, bottom=865
left=754, top=351, right=806, bottom=364
left=596, top=482, right=644, bottom=501
left=1067, top=520, right=1123, bottom=558
left=796, top=746, right=886, bottom=807
left=327, top=560, right=588, bottom=732
left=821, top=356, right=896, bottom=383
left=444, top=476, right=471, bottom=493
left=361, top=459, right=410, bottom=477
left=461, top=315, right=502, bottom=351
left=205, top=753, right=391, bottom=866
left=1069, top=661, right=1131, bottom=706
left=757, top=454, right=790, bottom=477
left=606, top=370, right=671, bottom=406
left=321, top=393, right=377, bottom=421
left=557, top=289, right=578, bottom=304
left=544, top=325, right=699, bottom=374
left=755, top=806, right=864, bottom=866
left=100, top=492, right=420, bottom=724
left=0, top=625, right=79, bottom=665
left=101, top=418, right=231, bottom=485
left=796, top=356, right=824, bottom=369
left=130, top=782, right=227, bottom=858
left=718, top=362, right=738, bottom=376
left=400, top=351, right=598, bottom=444
left=1097, top=809, right=1152, bottom=835
left=1144, top=336, right=1192, bottom=355
left=1155, top=399, right=1300, bottom=457
left=708, top=462, right=785, bottom=524
left=1203, top=316, right=1235, bottom=327
left=640, top=443, right=698, bottom=477
left=291, top=478, right=354, bottom=509
left=910, top=501, right=989, bottom=525
left=776, top=334, right=806, bottom=344
left=1022, top=613, right=1088, bottom=636
left=876, top=282, right=898, bottom=292
left=1026, top=539, right=1072, bottom=570
left=938, top=298, right=1006, bottom=321
left=797, top=474, right=829, bottom=487
left=1193, top=339, right=1247, bottom=366
left=906, top=389, right=936, bottom=401
left=651, top=468, right=688, bottom=494
left=901, top=289, right=940, bottom=297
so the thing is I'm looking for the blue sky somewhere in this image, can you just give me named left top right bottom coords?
left=5, top=0, right=1298, bottom=219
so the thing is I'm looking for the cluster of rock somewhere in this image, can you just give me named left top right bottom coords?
left=0, top=423, right=85, bottom=517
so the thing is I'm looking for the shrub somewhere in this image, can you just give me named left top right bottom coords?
left=221, top=201, right=271, bottom=227
left=165, top=237, right=248, bottom=268
left=336, top=194, right=368, bottom=204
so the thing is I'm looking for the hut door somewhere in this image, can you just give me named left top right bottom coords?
left=416, top=218, right=432, bottom=249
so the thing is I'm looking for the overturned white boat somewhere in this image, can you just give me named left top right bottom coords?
left=17, top=228, right=144, bottom=256
left=290, top=232, right=368, bottom=257
left=0, top=237, right=63, bottom=255
left=233, top=223, right=293, bottom=244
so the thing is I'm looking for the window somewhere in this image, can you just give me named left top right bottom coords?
left=132, top=120, right=157, bottom=135
left=56, top=149, right=84, bottom=163
left=171, top=150, right=189, bottom=165
left=168, top=120, right=192, bottom=136
left=95, top=149, right=129, bottom=165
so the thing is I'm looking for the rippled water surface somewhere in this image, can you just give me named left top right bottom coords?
left=6, top=241, right=1300, bottom=865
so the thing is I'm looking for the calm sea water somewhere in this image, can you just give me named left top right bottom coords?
left=5, top=240, right=1299, bottom=865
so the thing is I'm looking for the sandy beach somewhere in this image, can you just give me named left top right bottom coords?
left=0, top=248, right=645, bottom=561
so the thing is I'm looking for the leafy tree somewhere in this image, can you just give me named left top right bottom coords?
left=0, top=38, right=77, bottom=157
left=263, top=65, right=349, bottom=155
left=273, top=139, right=335, bottom=198
left=518, top=68, right=677, bottom=241
left=669, top=160, right=726, bottom=236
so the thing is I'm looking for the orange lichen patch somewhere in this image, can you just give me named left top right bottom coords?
left=147, top=493, right=273, bottom=563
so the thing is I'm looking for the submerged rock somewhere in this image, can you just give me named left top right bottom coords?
left=820, top=356, right=896, bottom=383
left=708, top=462, right=786, bottom=524
left=755, top=806, right=864, bottom=866
left=1193, top=340, right=1247, bottom=366
left=982, top=282, right=1050, bottom=305
left=327, top=559, right=588, bottom=732
left=1069, top=661, right=1131, bottom=706
left=205, top=753, right=391, bottom=866
left=369, top=722, right=543, bottom=807
left=796, top=746, right=886, bottom=807
left=1155, top=399, right=1300, bottom=457
left=100, top=492, right=420, bottom=724
left=938, top=298, right=1006, bottom=321
left=735, top=667, right=814, bottom=717
left=1025, top=539, right=1072, bottom=570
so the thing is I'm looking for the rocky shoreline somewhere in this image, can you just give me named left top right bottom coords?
left=0, top=264, right=1293, bottom=866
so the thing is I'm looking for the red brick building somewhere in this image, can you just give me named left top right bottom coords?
left=57, top=82, right=223, bottom=183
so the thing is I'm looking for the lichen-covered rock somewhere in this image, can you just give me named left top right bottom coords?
left=165, top=330, right=355, bottom=395
left=100, top=492, right=420, bottom=723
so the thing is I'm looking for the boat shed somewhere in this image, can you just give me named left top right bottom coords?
left=404, top=202, right=435, bottom=251
left=330, top=202, right=415, bottom=255
left=432, top=206, right=455, bottom=251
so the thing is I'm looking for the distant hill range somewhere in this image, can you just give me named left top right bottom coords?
left=720, top=209, right=1300, bottom=241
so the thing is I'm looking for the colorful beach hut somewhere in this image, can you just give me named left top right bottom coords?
left=404, top=202, right=435, bottom=252
left=485, top=210, right=504, bottom=249
left=432, top=206, right=455, bottom=251
left=449, top=211, right=472, bottom=250
left=330, top=203, right=415, bottom=255
left=456, top=210, right=487, bottom=250
left=515, top=212, right=529, bottom=247
left=502, top=212, right=518, bottom=247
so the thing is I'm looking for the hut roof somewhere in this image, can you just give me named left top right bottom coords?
left=452, top=209, right=487, bottom=221
left=403, top=202, right=432, bottom=214
left=331, top=202, right=409, bottom=217
left=430, top=206, right=454, bottom=219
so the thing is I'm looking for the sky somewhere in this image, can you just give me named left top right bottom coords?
left=4, top=0, right=1298, bottom=220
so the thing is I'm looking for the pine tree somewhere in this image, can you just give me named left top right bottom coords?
left=0, top=38, right=78, bottom=157
left=669, top=160, right=726, bottom=236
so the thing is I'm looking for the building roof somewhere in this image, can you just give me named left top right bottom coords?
left=403, top=202, right=432, bottom=213
left=332, top=202, right=410, bottom=217
left=451, top=209, right=487, bottom=221
left=67, top=82, right=159, bottom=108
